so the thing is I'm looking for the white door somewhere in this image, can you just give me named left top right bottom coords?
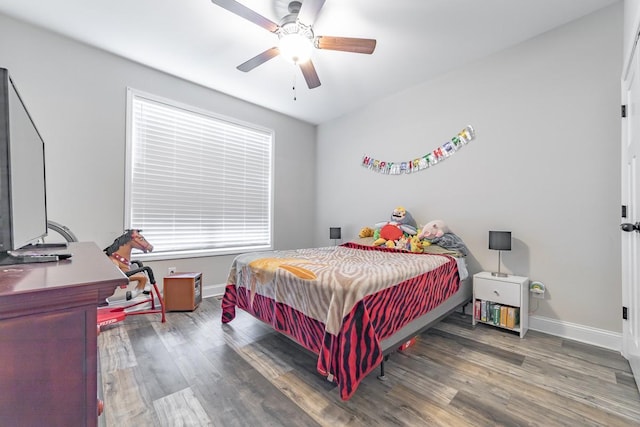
left=622, top=33, right=640, bottom=393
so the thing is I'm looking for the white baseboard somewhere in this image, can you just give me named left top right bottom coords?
left=529, top=314, right=622, bottom=352
left=203, top=283, right=226, bottom=299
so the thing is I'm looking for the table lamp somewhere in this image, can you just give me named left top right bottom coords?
left=489, top=231, right=511, bottom=277
left=330, top=227, right=342, bottom=246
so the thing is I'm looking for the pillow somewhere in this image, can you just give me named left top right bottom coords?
left=348, top=236, right=465, bottom=257
left=350, top=236, right=376, bottom=246
left=421, top=244, right=465, bottom=257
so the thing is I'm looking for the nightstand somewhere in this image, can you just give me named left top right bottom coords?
left=164, top=272, right=202, bottom=311
left=472, top=271, right=529, bottom=338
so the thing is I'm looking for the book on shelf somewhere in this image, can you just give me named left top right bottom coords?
left=487, top=303, right=499, bottom=325
left=481, top=300, right=487, bottom=322
left=500, top=305, right=508, bottom=327
left=507, top=307, right=518, bottom=329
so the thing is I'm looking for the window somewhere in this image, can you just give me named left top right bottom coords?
left=125, top=89, right=273, bottom=259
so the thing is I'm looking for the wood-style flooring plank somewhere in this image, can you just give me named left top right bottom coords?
left=99, top=323, right=138, bottom=374
left=101, top=367, right=160, bottom=426
left=384, top=383, right=475, bottom=427
left=152, top=387, right=212, bottom=427
left=126, top=323, right=191, bottom=402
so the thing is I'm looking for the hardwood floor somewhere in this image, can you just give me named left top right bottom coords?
left=99, top=297, right=640, bottom=426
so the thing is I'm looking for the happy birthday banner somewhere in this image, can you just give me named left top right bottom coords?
left=362, top=125, right=476, bottom=175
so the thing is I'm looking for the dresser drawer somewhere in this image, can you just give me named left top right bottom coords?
left=474, top=277, right=520, bottom=307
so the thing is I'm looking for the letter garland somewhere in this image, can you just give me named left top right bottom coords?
left=361, top=125, right=475, bottom=175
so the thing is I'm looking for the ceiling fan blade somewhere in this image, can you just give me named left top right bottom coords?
left=211, top=0, right=279, bottom=33
left=297, top=0, right=326, bottom=25
left=299, top=60, right=321, bottom=89
left=314, top=36, right=376, bottom=54
left=237, top=47, right=280, bottom=72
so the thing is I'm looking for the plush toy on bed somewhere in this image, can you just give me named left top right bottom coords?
left=418, top=219, right=469, bottom=256
left=359, top=226, right=374, bottom=238
left=410, top=235, right=425, bottom=253
left=373, top=206, right=418, bottom=247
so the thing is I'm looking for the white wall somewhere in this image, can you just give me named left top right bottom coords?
left=0, top=13, right=317, bottom=289
left=316, top=4, right=623, bottom=334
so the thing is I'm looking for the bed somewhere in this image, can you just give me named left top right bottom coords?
left=220, top=238, right=471, bottom=400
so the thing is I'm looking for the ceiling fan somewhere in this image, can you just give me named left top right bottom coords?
left=210, top=0, right=376, bottom=89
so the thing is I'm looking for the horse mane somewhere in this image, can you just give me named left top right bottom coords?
left=103, top=229, right=141, bottom=256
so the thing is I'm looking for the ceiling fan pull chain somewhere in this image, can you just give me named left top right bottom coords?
left=292, top=69, right=297, bottom=101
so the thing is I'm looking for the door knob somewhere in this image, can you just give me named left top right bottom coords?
left=621, top=222, right=640, bottom=232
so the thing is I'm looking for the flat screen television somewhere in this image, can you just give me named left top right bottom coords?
left=0, top=67, right=49, bottom=264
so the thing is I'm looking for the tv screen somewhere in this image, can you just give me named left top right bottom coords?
left=0, top=68, right=48, bottom=254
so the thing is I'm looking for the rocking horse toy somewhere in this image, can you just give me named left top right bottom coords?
left=97, top=229, right=166, bottom=329
left=105, top=229, right=154, bottom=300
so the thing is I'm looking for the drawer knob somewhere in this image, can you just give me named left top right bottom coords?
left=493, top=290, right=500, bottom=296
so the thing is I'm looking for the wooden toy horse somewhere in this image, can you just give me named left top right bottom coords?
left=104, top=229, right=154, bottom=298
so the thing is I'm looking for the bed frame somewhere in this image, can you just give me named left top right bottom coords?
left=377, top=276, right=472, bottom=378
left=259, top=276, right=472, bottom=383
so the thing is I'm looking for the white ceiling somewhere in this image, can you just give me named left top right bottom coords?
left=0, top=0, right=618, bottom=125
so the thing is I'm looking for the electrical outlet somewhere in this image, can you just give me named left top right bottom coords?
left=168, top=267, right=176, bottom=275
left=531, top=289, right=545, bottom=299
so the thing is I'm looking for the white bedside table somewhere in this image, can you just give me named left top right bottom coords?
left=472, top=271, right=529, bottom=338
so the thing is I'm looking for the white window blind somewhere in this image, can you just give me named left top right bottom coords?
left=125, top=89, right=273, bottom=258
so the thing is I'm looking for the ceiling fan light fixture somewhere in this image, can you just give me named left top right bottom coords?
left=278, top=33, right=313, bottom=64
left=210, top=0, right=376, bottom=90
left=278, top=21, right=314, bottom=64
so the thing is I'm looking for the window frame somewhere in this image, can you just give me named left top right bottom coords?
left=124, top=88, right=274, bottom=261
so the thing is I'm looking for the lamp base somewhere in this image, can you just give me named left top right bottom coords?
left=491, top=272, right=508, bottom=277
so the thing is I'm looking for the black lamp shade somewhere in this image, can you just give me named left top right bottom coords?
left=489, top=231, right=511, bottom=251
left=329, top=227, right=342, bottom=240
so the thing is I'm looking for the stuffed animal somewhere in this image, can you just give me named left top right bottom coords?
left=359, top=226, right=374, bottom=238
left=418, top=220, right=447, bottom=240
left=373, top=206, right=418, bottom=246
left=410, top=235, right=425, bottom=253
left=418, top=220, right=469, bottom=256
left=391, top=234, right=410, bottom=250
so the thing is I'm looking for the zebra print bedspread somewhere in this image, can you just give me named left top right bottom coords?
left=221, top=242, right=460, bottom=400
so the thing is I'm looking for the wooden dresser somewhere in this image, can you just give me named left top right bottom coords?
left=0, top=242, right=127, bottom=426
